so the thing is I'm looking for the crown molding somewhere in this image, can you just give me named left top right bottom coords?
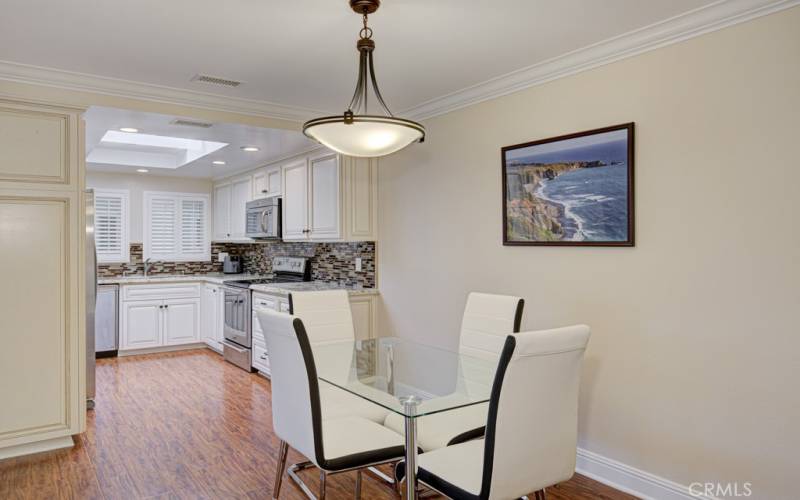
left=0, top=0, right=796, bottom=123
left=402, top=0, right=800, bottom=121
left=0, top=60, right=323, bottom=122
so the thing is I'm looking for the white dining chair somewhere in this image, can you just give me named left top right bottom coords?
left=384, top=292, right=524, bottom=452
left=257, top=308, right=406, bottom=500
left=401, top=325, right=591, bottom=500
left=289, top=290, right=390, bottom=424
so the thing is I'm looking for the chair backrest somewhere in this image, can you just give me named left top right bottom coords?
left=480, top=326, right=590, bottom=500
left=289, top=290, right=356, bottom=381
left=459, top=292, right=525, bottom=360
left=256, top=308, right=325, bottom=467
left=289, top=290, right=356, bottom=345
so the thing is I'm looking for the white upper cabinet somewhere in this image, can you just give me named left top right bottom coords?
left=253, top=166, right=282, bottom=198
left=212, top=183, right=231, bottom=241
left=212, top=176, right=252, bottom=242
left=213, top=149, right=377, bottom=243
left=282, top=158, right=309, bottom=240
left=309, top=152, right=341, bottom=240
left=229, top=177, right=252, bottom=240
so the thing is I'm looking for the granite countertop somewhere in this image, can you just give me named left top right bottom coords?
left=98, top=274, right=378, bottom=296
left=249, top=281, right=379, bottom=296
left=97, top=273, right=268, bottom=285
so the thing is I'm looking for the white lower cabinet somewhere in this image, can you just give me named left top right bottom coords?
left=122, top=300, right=162, bottom=349
left=201, top=284, right=225, bottom=352
left=163, top=298, right=201, bottom=345
left=349, top=295, right=377, bottom=341
left=120, top=284, right=202, bottom=352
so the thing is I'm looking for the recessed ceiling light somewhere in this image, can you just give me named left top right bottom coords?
left=212, top=160, right=226, bottom=165
left=136, top=168, right=149, bottom=173
left=119, top=127, right=139, bottom=133
left=241, top=146, right=260, bottom=152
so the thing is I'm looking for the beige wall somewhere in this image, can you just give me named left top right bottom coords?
left=87, top=172, right=212, bottom=243
left=378, top=7, right=799, bottom=499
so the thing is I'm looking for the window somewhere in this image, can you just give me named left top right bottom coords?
left=143, top=192, right=210, bottom=262
left=94, top=189, right=130, bottom=263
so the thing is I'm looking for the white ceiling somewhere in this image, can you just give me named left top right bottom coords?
left=84, top=106, right=317, bottom=178
left=0, top=0, right=721, bottom=115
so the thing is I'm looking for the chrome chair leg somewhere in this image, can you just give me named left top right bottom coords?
left=354, top=470, right=362, bottom=499
left=288, top=461, right=319, bottom=500
left=274, top=440, right=289, bottom=499
left=319, top=470, right=327, bottom=500
left=534, top=489, right=546, bottom=500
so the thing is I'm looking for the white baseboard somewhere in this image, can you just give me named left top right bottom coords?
left=576, top=448, right=717, bottom=500
left=0, top=435, right=74, bottom=460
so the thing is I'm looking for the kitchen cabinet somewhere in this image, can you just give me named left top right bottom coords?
left=120, top=284, right=202, bottom=352
left=122, top=300, right=162, bottom=349
left=282, top=151, right=378, bottom=242
left=163, top=298, right=201, bottom=345
left=212, top=183, right=231, bottom=241
left=212, top=175, right=252, bottom=242
left=253, top=167, right=281, bottom=198
left=0, top=98, right=85, bottom=457
left=349, top=294, right=377, bottom=341
left=201, top=284, right=224, bottom=352
left=282, top=158, right=308, bottom=240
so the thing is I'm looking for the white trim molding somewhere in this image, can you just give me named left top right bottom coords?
left=576, top=448, right=719, bottom=500
left=0, top=436, right=74, bottom=460
left=402, top=0, right=800, bottom=120
left=0, top=60, right=323, bottom=122
left=0, top=1, right=796, bottom=123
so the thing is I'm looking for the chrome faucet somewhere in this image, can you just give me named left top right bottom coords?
left=144, top=258, right=153, bottom=277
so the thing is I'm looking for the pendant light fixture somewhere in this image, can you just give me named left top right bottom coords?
left=303, top=0, right=425, bottom=158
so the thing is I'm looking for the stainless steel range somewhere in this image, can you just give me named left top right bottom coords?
left=221, top=256, right=311, bottom=371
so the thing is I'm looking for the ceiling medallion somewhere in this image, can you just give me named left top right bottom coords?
left=303, top=0, right=425, bottom=158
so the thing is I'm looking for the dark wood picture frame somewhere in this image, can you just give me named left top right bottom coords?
left=502, top=122, right=635, bottom=247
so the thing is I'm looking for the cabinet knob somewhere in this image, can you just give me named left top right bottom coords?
left=261, top=189, right=267, bottom=194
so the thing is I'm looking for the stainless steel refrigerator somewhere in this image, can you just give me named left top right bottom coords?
left=85, top=189, right=96, bottom=409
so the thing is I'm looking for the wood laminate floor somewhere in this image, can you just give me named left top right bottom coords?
left=0, top=349, right=637, bottom=500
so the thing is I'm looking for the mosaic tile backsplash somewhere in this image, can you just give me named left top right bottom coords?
left=97, top=241, right=376, bottom=288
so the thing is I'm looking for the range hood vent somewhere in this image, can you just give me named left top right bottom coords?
left=190, top=74, right=243, bottom=88
left=170, top=118, right=214, bottom=128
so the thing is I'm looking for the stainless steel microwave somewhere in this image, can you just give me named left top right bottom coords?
left=245, top=197, right=281, bottom=239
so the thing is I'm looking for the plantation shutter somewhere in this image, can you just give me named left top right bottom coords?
left=179, top=198, right=207, bottom=259
left=144, top=192, right=209, bottom=262
left=94, top=190, right=129, bottom=263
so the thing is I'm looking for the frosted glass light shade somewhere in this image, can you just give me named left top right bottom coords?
left=303, top=115, right=425, bottom=158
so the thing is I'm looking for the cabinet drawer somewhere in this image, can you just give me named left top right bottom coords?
left=279, top=300, right=290, bottom=312
left=252, top=326, right=266, bottom=346
left=252, top=295, right=278, bottom=310
left=123, top=283, right=201, bottom=301
left=252, top=343, right=270, bottom=373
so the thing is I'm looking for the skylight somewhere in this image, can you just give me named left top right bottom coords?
left=86, top=130, right=228, bottom=169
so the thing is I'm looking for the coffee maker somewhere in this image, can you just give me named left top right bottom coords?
left=223, top=255, right=242, bottom=274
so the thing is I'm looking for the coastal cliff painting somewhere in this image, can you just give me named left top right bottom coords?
left=502, top=123, right=634, bottom=246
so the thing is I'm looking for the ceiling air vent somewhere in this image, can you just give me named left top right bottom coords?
left=190, top=74, right=243, bottom=88
left=170, top=118, right=214, bottom=128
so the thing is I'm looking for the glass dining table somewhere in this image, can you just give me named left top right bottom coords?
left=312, top=337, right=499, bottom=499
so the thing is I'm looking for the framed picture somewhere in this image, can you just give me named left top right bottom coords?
left=502, top=123, right=635, bottom=246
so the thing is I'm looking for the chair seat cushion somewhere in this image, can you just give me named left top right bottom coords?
left=384, top=401, right=488, bottom=452
left=321, top=383, right=389, bottom=424
left=319, top=416, right=406, bottom=471
left=417, top=439, right=485, bottom=498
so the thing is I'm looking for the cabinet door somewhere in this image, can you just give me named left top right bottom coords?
left=229, top=177, right=252, bottom=240
left=252, top=170, right=268, bottom=198
left=267, top=168, right=282, bottom=196
left=121, top=301, right=162, bottom=349
left=213, top=183, right=231, bottom=241
left=163, top=298, right=201, bottom=345
left=349, top=296, right=374, bottom=341
left=214, top=287, right=225, bottom=345
left=309, top=153, right=341, bottom=240
left=201, top=285, right=216, bottom=343
left=282, top=159, right=308, bottom=240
